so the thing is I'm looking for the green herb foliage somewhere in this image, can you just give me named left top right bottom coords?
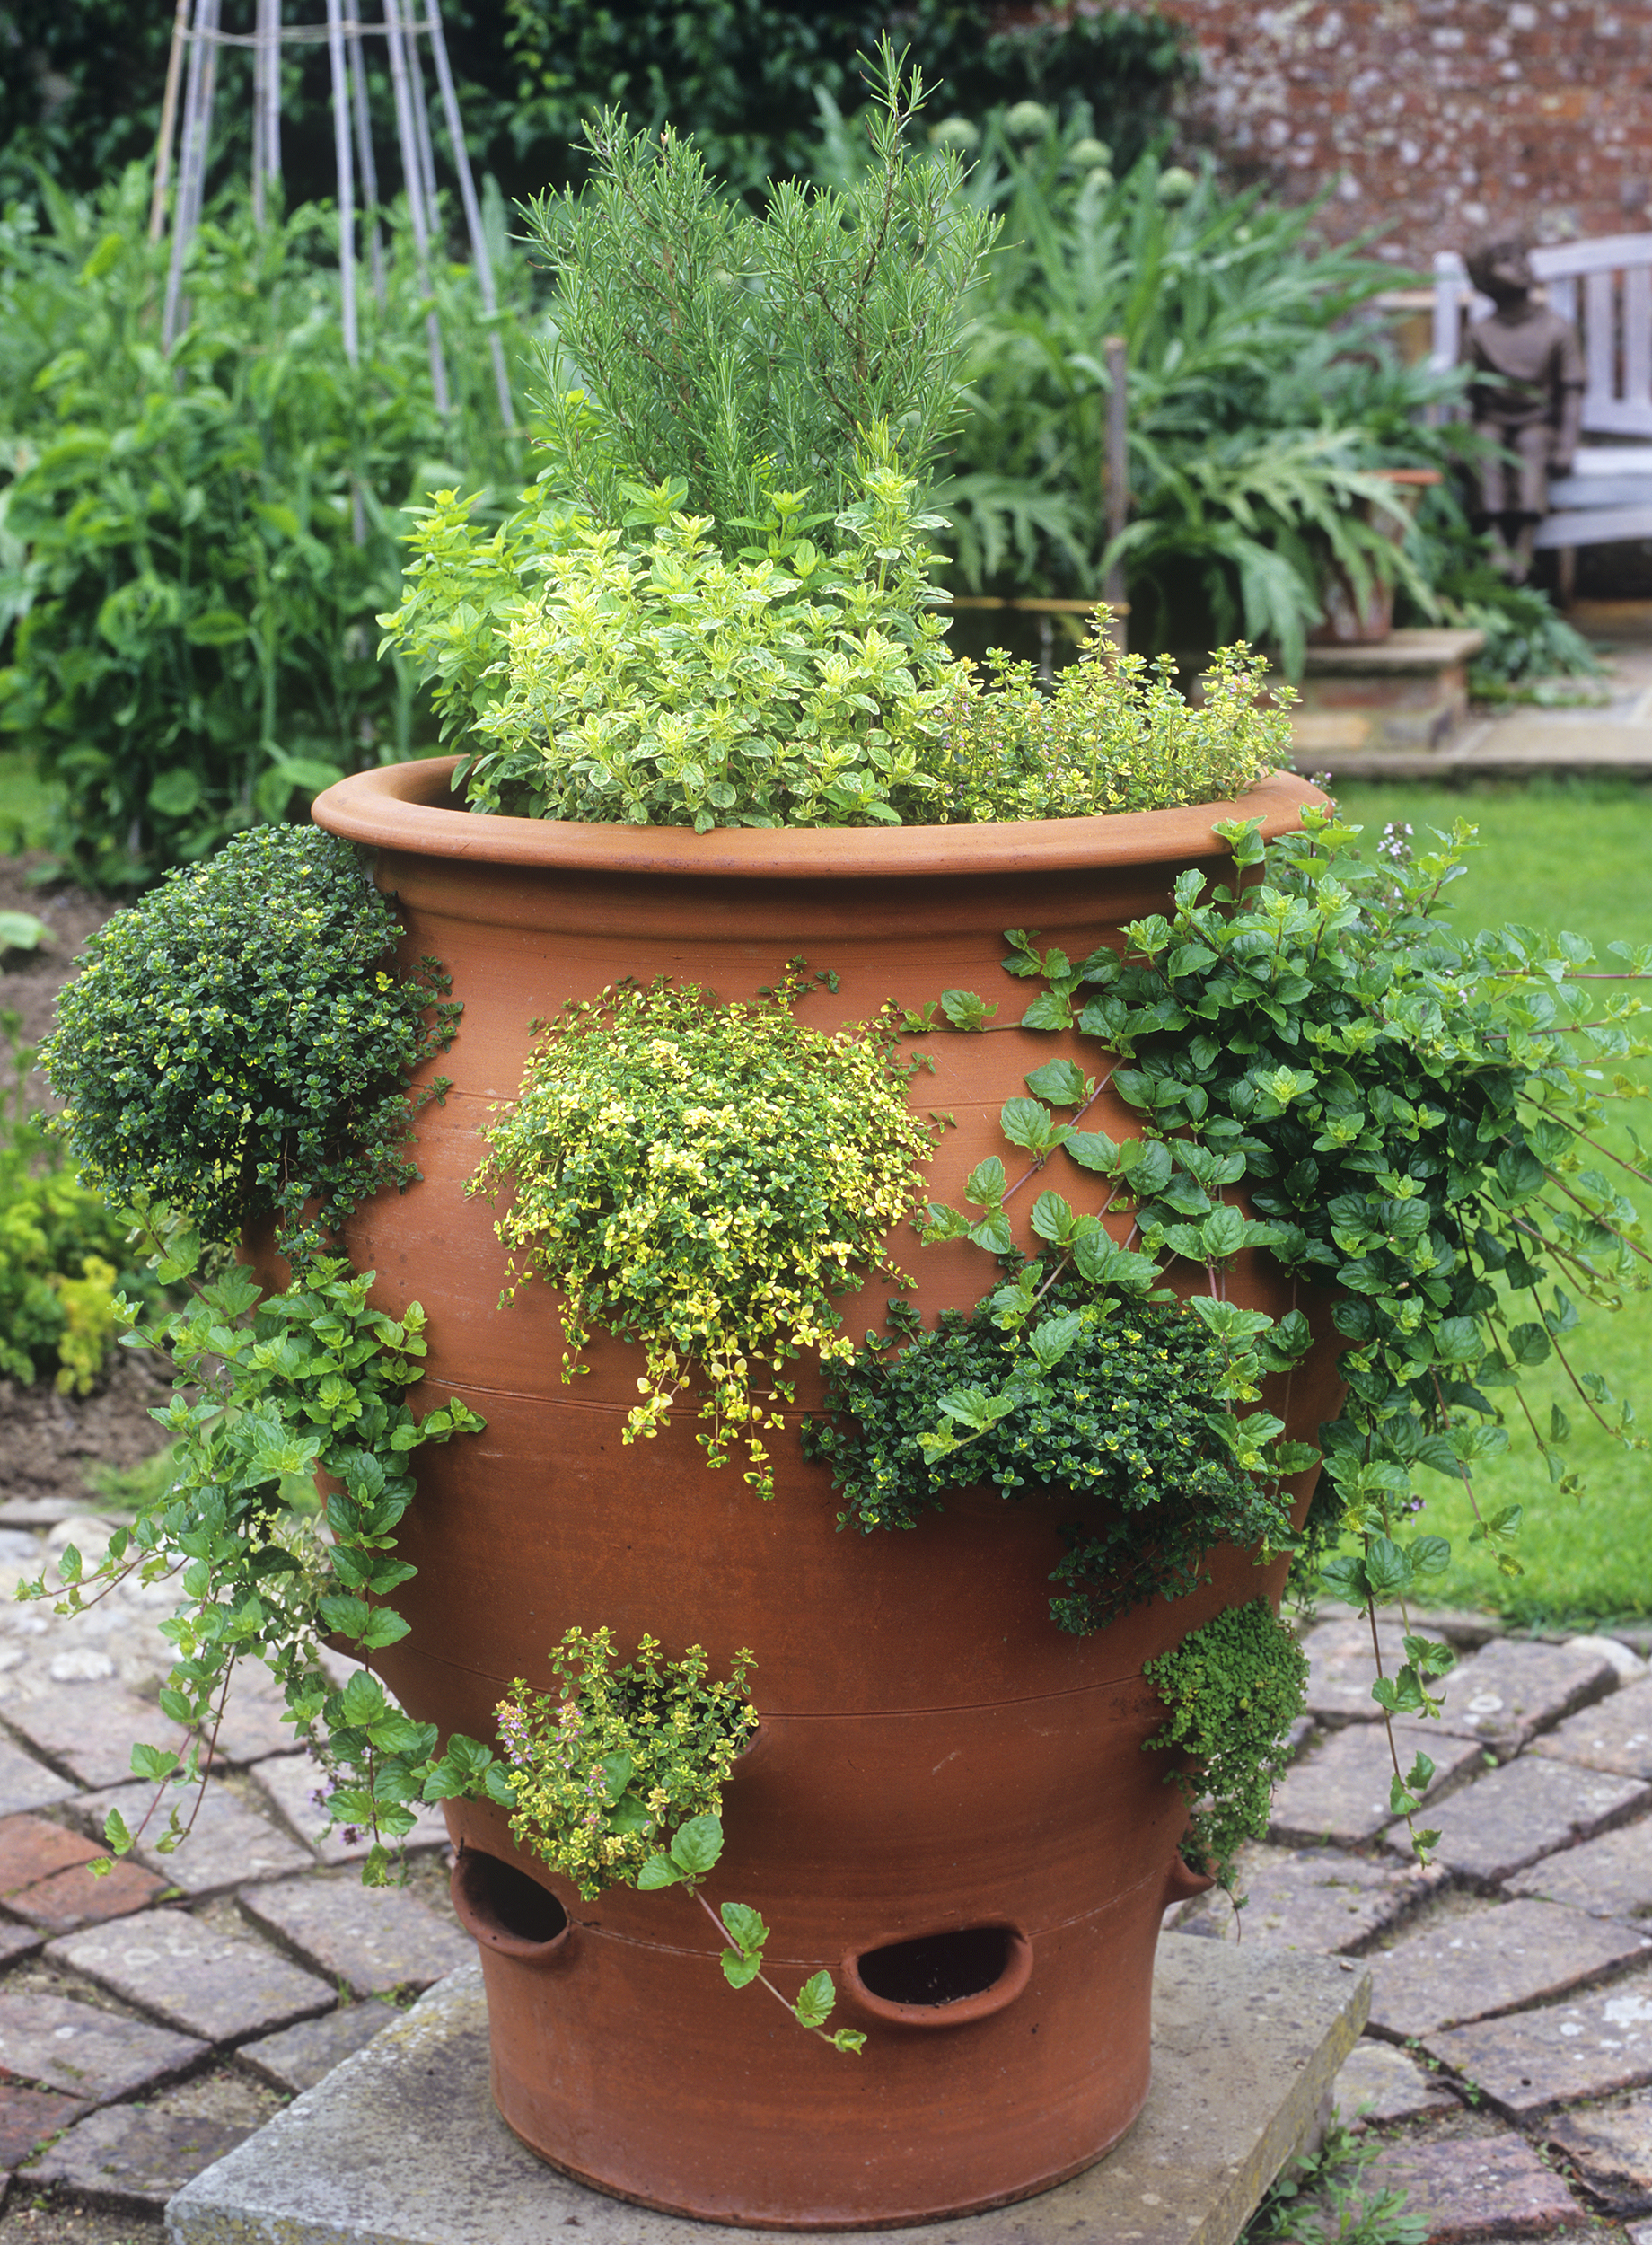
left=901, top=808, right=1649, bottom=1857
left=495, top=1626, right=758, bottom=1898
left=1245, top=2108, right=1427, bottom=2245
left=807, top=1280, right=1296, bottom=1634
left=520, top=44, right=997, bottom=547
left=932, top=637, right=1291, bottom=823
left=492, top=1625, right=862, bottom=2052
left=42, top=827, right=460, bottom=1250
left=460, top=441, right=956, bottom=830
left=0, top=1008, right=141, bottom=1393
left=20, top=1228, right=498, bottom=1884
left=472, top=968, right=933, bottom=1494
left=1142, top=1598, right=1307, bottom=1889
left=0, top=168, right=527, bottom=884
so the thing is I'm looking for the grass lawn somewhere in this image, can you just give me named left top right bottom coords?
left=1331, top=775, right=1652, bottom=1629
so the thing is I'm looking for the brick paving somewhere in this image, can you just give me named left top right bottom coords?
left=0, top=1500, right=461, bottom=2220
left=0, top=1495, right=1644, bottom=2237
left=1175, top=1606, right=1652, bottom=2245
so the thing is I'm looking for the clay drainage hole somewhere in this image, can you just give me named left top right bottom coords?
left=857, top=1926, right=1015, bottom=2008
left=454, top=1850, right=570, bottom=1948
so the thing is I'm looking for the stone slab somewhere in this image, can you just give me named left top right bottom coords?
left=238, top=1871, right=471, bottom=1999
left=1368, top=1899, right=1652, bottom=2040
left=22, top=2105, right=253, bottom=2212
left=1333, top=2038, right=1459, bottom=2126
left=48, top=1911, right=335, bottom=2047
left=0, top=1684, right=188, bottom=1791
left=1425, top=1970, right=1652, bottom=2117
left=0, top=2082, right=87, bottom=2165
left=1429, top=1640, right=1620, bottom=1760
left=1507, top=1824, right=1652, bottom=1923
left=70, top=1777, right=314, bottom=1896
left=1174, top=1844, right=1445, bottom=1955
left=0, top=1989, right=206, bottom=2100
left=0, top=1736, right=75, bottom=1818
left=250, top=1751, right=449, bottom=1864
left=1533, top=1678, right=1652, bottom=1781
left=1360, top=2129, right=1581, bottom=2241
left=1388, top=1756, right=1648, bottom=1883
left=1546, top=2092, right=1652, bottom=2216
left=4, top=1854, right=168, bottom=1932
left=1270, top=1721, right=1485, bottom=1849
left=165, top=1944, right=1371, bottom=2245
left=0, top=1924, right=45, bottom=1968
left=235, top=2003, right=400, bottom=2097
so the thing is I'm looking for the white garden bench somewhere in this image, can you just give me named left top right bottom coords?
left=1431, top=233, right=1652, bottom=556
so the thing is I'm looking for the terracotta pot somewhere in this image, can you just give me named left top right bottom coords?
left=307, top=760, right=1340, bottom=2231
left=1309, top=467, right=1442, bottom=647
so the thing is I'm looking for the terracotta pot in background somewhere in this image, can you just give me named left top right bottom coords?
left=1310, top=467, right=1442, bottom=647
left=307, top=761, right=1340, bottom=2230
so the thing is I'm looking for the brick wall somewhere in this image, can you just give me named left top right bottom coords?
left=1139, top=1, right=1652, bottom=261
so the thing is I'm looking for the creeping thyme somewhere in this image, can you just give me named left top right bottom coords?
left=497, top=1628, right=758, bottom=1900
left=1143, top=1598, right=1308, bottom=1891
left=471, top=968, right=934, bottom=1493
left=806, top=1282, right=1294, bottom=1633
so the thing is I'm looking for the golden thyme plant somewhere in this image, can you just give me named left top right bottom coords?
left=471, top=969, right=934, bottom=1492
left=496, top=1627, right=758, bottom=1899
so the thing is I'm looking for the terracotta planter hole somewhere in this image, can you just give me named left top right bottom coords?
left=452, top=1849, right=571, bottom=1959
left=848, top=1924, right=1032, bottom=2027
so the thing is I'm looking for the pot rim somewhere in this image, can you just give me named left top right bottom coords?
left=311, top=758, right=1329, bottom=880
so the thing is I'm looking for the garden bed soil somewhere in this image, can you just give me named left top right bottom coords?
left=1, top=854, right=173, bottom=1507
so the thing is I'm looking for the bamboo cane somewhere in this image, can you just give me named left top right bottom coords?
left=423, top=0, right=513, bottom=429
left=1103, top=332, right=1129, bottom=654
left=382, top=0, right=451, bottom=414
left=347, top=23, right=387, bottom=304
left=163, top=0, right=221, bottom=349
left=148, top=0, right=191, bottom=243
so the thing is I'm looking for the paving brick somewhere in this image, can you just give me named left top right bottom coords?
left=0, top=2082, right=85, bottom=2165
left=0, top=1990, right=206, bottom=2100
left=1432, top=1639, right=1621, bottom=1759
left=1547, top=2091, right=1652, bottom=2216
left=1270, top=1721, right=1486, bottom=1848
left=1368, top=1899, right=1651, bottom=2040
left=1387, top=1757, right=1649, bottom=1884
left=1507, top=1824, right=1652, bottom=1924
left=69, top=1777, right=314, bottom=1897
left=21, top=2105, right=252, bottom=2211
left=0, top=1814, right=99, bottom=1892
left=1361, top=2129, right=1581, bottom=2241
left=0, top=1685, right=189, bottom=1791
left=48, top=1912, right=334, bottom=2047
left=238, top=1871, right=471, bottom=1998
left=4, top=1856, right=168, bottom=1932
left=250, top=1749, right=449, bottom=1863
left=0, top=1736, right=75, bottom=1818
left=1427, top=1971, right=1652, bottom=2117
left=1300, top=1618, right=1411, bottom=1727
left=1176, top=1843, right=1445, bottom=1954
left=1533, top=1679, right=1652, bottom=1783
left=0, top=1924, right=45, bottom=1968
left=235, top=2001, right=398, bottom=2095
left=1334, top=2037, right=1460, bottom=2126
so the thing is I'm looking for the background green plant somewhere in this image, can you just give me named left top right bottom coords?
left=0, top=1005, right=143, bottom=1393
left=0, top=166, right=530, bottom=885
left=472, top=968, right=933, bottom=1494
left=940, top=124, right=1472, bottom=674
left=42, top=825, right=460, bottom=1248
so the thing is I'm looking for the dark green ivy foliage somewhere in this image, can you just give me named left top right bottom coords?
left=806, top=1284, right=1293, bottom=1634
left=1143, top=1597, right=1307, bottom=1888
left=41, top=826, right=460, bottom=1249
